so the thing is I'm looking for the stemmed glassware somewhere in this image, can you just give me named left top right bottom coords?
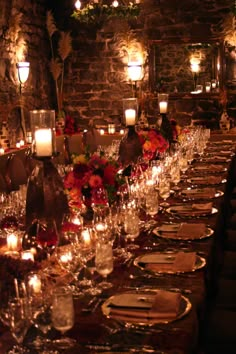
left=144, top=186, right=159, bottom=219
left=51, top=286, right=76, bottom=349
left=95, top=239, right=114, bottom=289
left=123, top=206, right=140, bottom=251
left=35, top=218, right=59, bottom=259
left=159, top=172, right=171, bottom=208
left=8, top=297, right=31, bottom=353
left=56, top=243, right=84, bottom=296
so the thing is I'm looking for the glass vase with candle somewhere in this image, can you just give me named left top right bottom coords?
left=119, top=98, right=142, bottom=166
left=26, top=110, right=69, bottom=231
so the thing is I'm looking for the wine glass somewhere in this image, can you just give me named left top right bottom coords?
left=91, top=186, right=109, bottom=214
left=159, top=173, right=171, bottom=208
left=36, top=218, right=59, bottom=259
left=60, top=211, right=83, bottom=245
left=56, top=244, right=84, bottom=296
left=95, top=240, right=114, bottom=289
left=51, top=286, right=76, bottom=349
left=8, top=297, right=30, bottom=353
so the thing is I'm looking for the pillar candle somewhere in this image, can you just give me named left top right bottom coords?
left=125, top=109, right=136, bottom=125
left=35, top=128, right=52, bottom=156
left=7, top=233, right=18, bottom=251
left=159, top=101, right=168, bottom=113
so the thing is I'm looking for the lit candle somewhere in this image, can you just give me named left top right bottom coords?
left=7, top=233, right=18, bottom=251
left=28, top=274, right=41, bottom=293
left=26, top=132, right=32, bottom=144
left=19, top=139, right=24, bottom=146
left=108, top=124, right=115, bottom=134
left=0, top=148, right=4, bottom=155
left=72, top=215, right=82, bottom=226
left=159, top=101, right=168, bottom=114
left=120, top=129, right=125, bottom=135
left=125, top=109, right=136, bottom=125
left=35, top=128, right=52, bottom=156
left=16, top=142, right=21, bottom=149
left=100, top=129, right=105, bottom=135
left=21, top=250, right=34, bottom=261
left=211, top=80, right=217, bottom=89
left=60, top=251, right=73, bottom=263
left=81, top=228, right=91, bottom=245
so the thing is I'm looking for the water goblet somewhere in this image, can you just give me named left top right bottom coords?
left=159, top=173, right=171, bottom=208
left=123, top=208, right=140, bottom=250
left=51, top=286, right=76, bottom=349
left=145, top=188, right=159, bottom=218
left=56, top=244, right=83, bottom=296
left=95, top=240, right=114, bottom=289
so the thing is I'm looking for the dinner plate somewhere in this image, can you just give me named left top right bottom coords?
left=102, top=289, right=192, bottom=325
left=134, top=252, right=206, bottom=275
left=153, top=224, right=214, bottom=240
left=187, top=177, right=227, bottom=185
left=166, top=205, right=218, bottom=217
left=178, top=188, right=224, bottom=200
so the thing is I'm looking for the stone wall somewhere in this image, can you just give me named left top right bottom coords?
left=0, top=0, right=53, bottom=140
left=0, top=0, right=233, bottom=139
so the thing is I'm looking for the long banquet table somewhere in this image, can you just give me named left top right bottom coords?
left=0, top=133, right=236, bottom=353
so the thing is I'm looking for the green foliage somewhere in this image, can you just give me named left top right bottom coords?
left=71, top=3, right=140, bottom=25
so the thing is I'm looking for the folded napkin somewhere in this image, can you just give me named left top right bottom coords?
left=192, top=202, right=213, bottom=212
left=108, top=290, right=181, bottom=321
left=145, top=251, right=197, bottom=273
left=191, top=176, right=223, bottom=185
left=171, top=202, right=212, bottom=215
left=182, top=187, right=216, bottom=199
left=177, top=223, right=206, bottom=239
left=194, top=165, right=222, bottom=172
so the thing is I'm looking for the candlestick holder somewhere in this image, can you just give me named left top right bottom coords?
left=25, top=155, right=69, bottom=232
left=119, top=125, right=142, bottom=166
left=160, top=113, right=174, bottom=145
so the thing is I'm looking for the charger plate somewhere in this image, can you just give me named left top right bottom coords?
left=187, top=177, right=227, bottom=185
left=166, top=205, right=218, bottom=217
left=178, top=188, right=224, bottom=200
left=153, top=224, right=214, bottom=240
left=102, top=289, right=192, bottom=325
left=133, top=251, right=206, bottom=275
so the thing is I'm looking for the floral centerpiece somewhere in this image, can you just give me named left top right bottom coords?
left=138, top=129, right=169, bottom=160
left=64, top=151, right=125, bottom=211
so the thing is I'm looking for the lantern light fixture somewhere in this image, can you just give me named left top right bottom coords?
left=17, top=62, right=30, bottom=85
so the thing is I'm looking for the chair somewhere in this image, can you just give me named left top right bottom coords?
left=5, top=154, right=28, bottom=191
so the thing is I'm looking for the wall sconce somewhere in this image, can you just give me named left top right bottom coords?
left=128, top=62, right=143, bottom=82
left=17, top=62, right=30, bottom=88
left=16, top=62, right=30, bottom=141
left=127, top=61, right=143, bottom=98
